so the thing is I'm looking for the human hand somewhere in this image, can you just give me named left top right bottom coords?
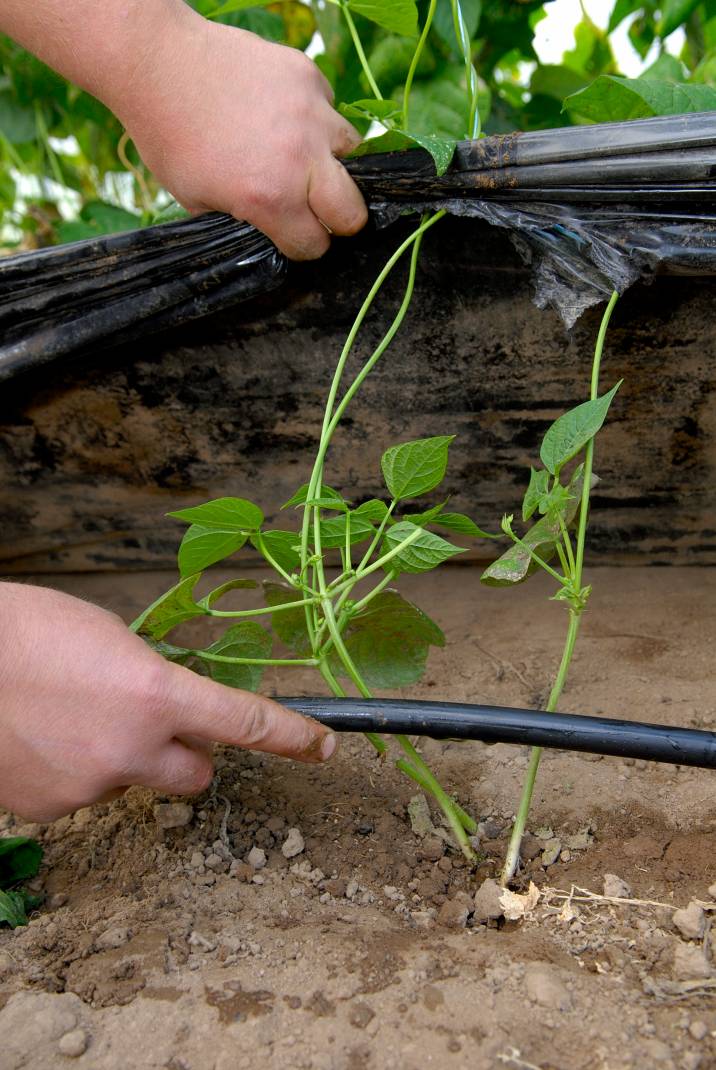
left=0, top=583, right=336, bottom=822
left=117, top=12, right=368, bottom=260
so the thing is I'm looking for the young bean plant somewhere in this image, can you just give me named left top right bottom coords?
left=481, top=291, right=621, bottom=885
left=133, top=0, right=489, bottom=861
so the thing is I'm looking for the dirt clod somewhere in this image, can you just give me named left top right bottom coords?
left=247, top=846, right=267, bottom=870
left=281, top=827, right=305, bottom=859
left=473, top=878, right=503, bottom=922
left=525, top=963, right=572, bottom=1011
left=673, top=901, right=706, bottom=941
left=672, top=942, right=714, bottom=981
left=603, top=873, right=632, bottom=898
left=437, top=898, right=469, bottom=929
left=58, top=1028, right=89, bottom=1057
left=153, top=803, right=193, bottom=830
left=95, top=926, right=131, bottom=951
left=348, top=1002, right=375, bottom=1029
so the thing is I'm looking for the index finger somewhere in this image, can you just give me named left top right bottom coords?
left=163, top=661, right=337, bottom=763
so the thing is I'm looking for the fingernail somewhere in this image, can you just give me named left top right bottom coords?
left=320, top=732, right=337, bottom=761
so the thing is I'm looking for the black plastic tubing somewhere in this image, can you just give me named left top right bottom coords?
left=281, top=698, right=716, bottom=770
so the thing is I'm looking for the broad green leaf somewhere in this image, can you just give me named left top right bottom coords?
left=641, top=52, right=685, bottom=82
left=347, top=127, right=456, bottom=175
left=383, top=521, right=465, bottom=574
left=347, top=0, right=418, bottom=37
left=263, top=581, right=312, bottom=655
left=57, top=201, right=141, bottom=243
left=168, top=497, right=263, bottom=531
left=563, top=75, right=716, bottom=122
left=251, top=530, right=302, bottom=574
left=607, top=0, right=641, bottom=34
left=319, top=514, right=376, bottom=549
left=0, top=838, right=42, bottom=888
left=131, top=574, right=205, bottom=638
left=178, top=526, right=248, bottom=578
left=0, top=91, right=35, bottom=143
left=0, top=889, right=29, bottom=928
left=563, top=17, right=615, bottom=79
left=540, top=382, right=621, bottom=476
left=353, top=499, right=390, bottom=522
left=433, top=512, right=498, bottom=538
left=366, top=33, right=435, bottom=93
left=203, top=621, right=272, bottom=690
left=522, top=468, right=550, bottom=522
left=332, top=590, right=444, bottom=689
left=282, top=483, right=344, bottom=509
left=206, top=0, right=274, bottom=16
left=381, top=436, right=454, bottom=500
left=403, top=502, right=447, bottom=528
left=339, top=98, right=402, bottom=121
left=529, top=64, right=589, bottom=101
left=481, top=468, right=587, bottom=587
left=198, top=578, right=258, bottom=610
left=658, top=0, right=700, bottom=38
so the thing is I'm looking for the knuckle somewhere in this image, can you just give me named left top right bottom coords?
left=134, top=657, right=173, bottom=721
left=185, top=758, right=214, bottom=796
left=239, top=700, right=272, bottom=748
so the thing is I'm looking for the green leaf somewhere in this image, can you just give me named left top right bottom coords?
left=0, top=889, right=29, bottom=928
left=529, top=64, right=589, bottom=102
left=197, top=578, right=258, bottom=610
left=0, top=837, right=42, bottom=888
left=0, top=90, right=35, bottom=143
left=168, top=497, right=263, bottom=530
left=347, top=127, right=456, bottom=175
left=481, top=467, right=587, bottom=587
left=203, top=621, right=272, bottom=690
left=205, top=0, right=274, bottom=16
left=540, top=382, right=621, bottom=476
left=641, top=52, right=685, bottom=82
left=263, top=581, right=312, bottom=655
left=142, top=638, right=195, bottom=665
left=282, top=483, right=344, bottom=509
left=383, top=521, right=465, bottom=574
left=563, top=75, right=716, bottom=122
left=131, top=574, right=205, bottom=639
left=522, top=467, right=550, bottom=522
left=432, top=512, right=499, bottom=538
left=251, top=530, right=302, bottom=574
left=178, top=526, right=248, bottom=578
left=56, top=201, right=141, bottom=243
left=658, top=0, right=700, bottom=38
left=403, top=502, right=447, bottom=528
left=319, top=514, right=376, bottom=549
left=332, top=590, right=444, bottom=689
left=607, top=0, right=642, bottom=33
left=353, top=499, right=390, bottom=522
left=381, top=436, right=455, bottom=500
left=347, top=0, right=418, bottom=37
left=366, top=33, right=435, bottom=93
left=339, top=98, right=402, bottom=121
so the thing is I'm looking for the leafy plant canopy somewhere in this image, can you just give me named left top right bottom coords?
left=2, top=0, right=715, bottom=250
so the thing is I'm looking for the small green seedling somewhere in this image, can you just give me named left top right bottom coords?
left=481, top=291, right=620, bottom=884
left=0, top=836, right=43, bottom=928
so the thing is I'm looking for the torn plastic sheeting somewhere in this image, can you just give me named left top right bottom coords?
left=2, top=112, right=716, bottom=378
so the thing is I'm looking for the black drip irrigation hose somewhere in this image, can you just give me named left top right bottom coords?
left=280, top=698, right=716, bottom=770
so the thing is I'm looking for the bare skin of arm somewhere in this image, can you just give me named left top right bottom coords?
left=0, top=0, right=368, bottom=259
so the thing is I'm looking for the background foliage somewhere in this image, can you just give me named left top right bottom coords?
left=1, top=0, right=715, bottom=250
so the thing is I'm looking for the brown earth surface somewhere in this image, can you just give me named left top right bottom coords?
left=1, top=566, right=715, bottom=1070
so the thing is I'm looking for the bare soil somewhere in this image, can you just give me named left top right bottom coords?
left=1, top=566, right=715, bottom=1070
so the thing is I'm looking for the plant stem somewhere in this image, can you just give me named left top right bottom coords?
left=206, top=597, right=316, bottom=619
left=403, top=0, right=437, bottom=128
left=450, top=0, right=481, bottom=138
left=500, top=293, right=619, bottom=886
left=192, top=651, right=318, bottom=667
left=341, top=3, right=383, bottom=100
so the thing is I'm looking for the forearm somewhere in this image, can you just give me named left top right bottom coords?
left=0, top=0, right=199, bottom=122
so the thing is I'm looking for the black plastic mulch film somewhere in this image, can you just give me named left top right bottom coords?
left=1, top=112, right=716, bottom=382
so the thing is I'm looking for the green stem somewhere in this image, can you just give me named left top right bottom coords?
left=253, top=531, right=301, bottom=588
left=319, top=658, right=386, bottom=755
left=206, top=597, right=316, bottom=619
left=403, top=0, right=437, bottom=128
left=397, top=737, right=476, bottom=860
left=341, top=3, right=383, bottom=100
left=501, top=292, right=619, bottom=887
left=501, top=610, right=581, bottom=885
left=450, top=0, right=481, bottom=138
left=192, top=651, right=318, bottom=667
left=356, top=500, right=397, bottom=573
left=350, top=569, right=397, bottom=615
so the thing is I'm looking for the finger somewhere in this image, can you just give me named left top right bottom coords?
left=164, top=662, right=338, bottom=763
left=308, top=156, right=368, bottom=238
left=328, top=113, right=363, bottom=158
left=138, top=739, right=215, bottom=797
left=241, top=197, right=331, bottom=260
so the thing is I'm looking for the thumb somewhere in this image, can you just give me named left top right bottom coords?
left=163, top=661, right=337, bottom=764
